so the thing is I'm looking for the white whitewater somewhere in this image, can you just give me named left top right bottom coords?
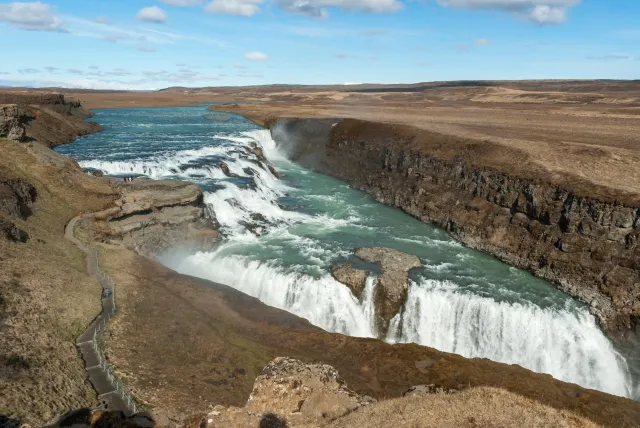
left=387, top=279, right=634, bottom=397
left=103, top=128, right=634, bottom=399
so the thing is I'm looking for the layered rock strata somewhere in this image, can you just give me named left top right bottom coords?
left=0, top=92, right=103, bottom=147
left=85, top=179, right=219, bottom=257
left=271, top=118, right=640, bottom=333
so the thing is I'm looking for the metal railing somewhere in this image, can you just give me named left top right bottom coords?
left=74, top=218, right=140, bottom=414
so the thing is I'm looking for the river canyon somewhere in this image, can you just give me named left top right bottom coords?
left=55, top=105, right=639, bottom=401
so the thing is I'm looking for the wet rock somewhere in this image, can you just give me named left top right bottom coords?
left=91, top=169, right=104, bottom=177
left=218, top=162, right=239, bottom=178
left=268, top=164, right=283, bottom=178
left=252, top=146, right=266, bottom=163
left=331, top=263, right=368, bottom=298
left=355, top=247, right=422, bottom=334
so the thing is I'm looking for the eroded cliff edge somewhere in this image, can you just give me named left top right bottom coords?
left=252, top=116, right=639, bottom=333
left=0, top=91, right=103, bottom=147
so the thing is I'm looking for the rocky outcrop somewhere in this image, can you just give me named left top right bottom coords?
left=0, top=91, right=103, bottom=147
left=331, top=248, right=421, bottom=334
left=86, top=179, right=220, bottom=257
left=356, top=247, right=421, bottom=333
left=0, top=179, right=38, bottom=219
left=0, top=105, right=26, bottom=141
left=219, top=161, right=239, bottom=178
left=269, top=118, right=640, bottom=333
left=331, top=263, right=368, bottom=297
left=0, top=178, right=38, bottom=242
left=199, top=357, right=376, bottom=427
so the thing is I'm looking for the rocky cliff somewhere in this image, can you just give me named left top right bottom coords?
left=81, top=179, right=220, bottom=257
left=270, top=118, right=640, bottom=333
left=0, top=91, right=103, bottom=147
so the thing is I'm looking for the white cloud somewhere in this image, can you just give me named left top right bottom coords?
left=436, top=0, right=581, bottom=24
left=474, top=38, right=490, bottom=46
left=136, top=6, right=168, bottom=23
left=161, top=0, right=203, bottom=5
left=276, top=0, right=403, bottom=18
left=244, top=51, right=268, bottom=60
left=0, top=2, right=66, bottom=31
left=205, top=0, right=263, bottom=16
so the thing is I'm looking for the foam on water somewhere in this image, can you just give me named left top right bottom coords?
left=175, top=253, right=375, bottom=337
left=387, top=279, right=634, bottom=398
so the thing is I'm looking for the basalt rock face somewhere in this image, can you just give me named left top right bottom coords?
left=0, top=92, right=103, bottom=147
left=0, top=104, right=26, bottom=141
left=0, top=178, right=37, bottom=242
left=270, top=118, right=640, bottom=333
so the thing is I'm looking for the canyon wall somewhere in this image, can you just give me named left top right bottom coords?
left=0, top=92, right=103, bottom=147
left=271, top=118, right=640, bottom=333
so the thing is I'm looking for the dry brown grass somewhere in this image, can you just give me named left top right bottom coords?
left=0, top=139, right=116, bottom=425
left=325, top=387, right=600, bottom=428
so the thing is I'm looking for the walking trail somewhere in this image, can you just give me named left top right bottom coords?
left=65, top=212, right=137, bottom=413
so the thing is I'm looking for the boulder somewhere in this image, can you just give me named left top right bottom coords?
left=268, top=164, right=283, bottom=178
left=252, top=146, right=266, bottom=163
left=218, top=162, right=239, bottom=178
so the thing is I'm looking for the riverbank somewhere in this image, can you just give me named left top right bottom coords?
left=209, top=100, right=640, bottom=335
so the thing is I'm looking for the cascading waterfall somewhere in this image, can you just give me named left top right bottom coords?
left=387, top=279, right=634, bottom=397
left=175, top=253, right=375, bottom=337
left=57, top=107, right=638, bottom=400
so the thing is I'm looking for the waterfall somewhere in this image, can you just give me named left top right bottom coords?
left=390, top=279, right=634, bottom=398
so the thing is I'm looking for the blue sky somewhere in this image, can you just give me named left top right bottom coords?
left=0, top=0, right=638, bottom=89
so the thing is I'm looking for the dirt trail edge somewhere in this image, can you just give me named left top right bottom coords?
left=64, top=213, right=138, bottom=414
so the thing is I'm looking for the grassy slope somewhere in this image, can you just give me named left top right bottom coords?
left=0, top=139, right=116, bottom=425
